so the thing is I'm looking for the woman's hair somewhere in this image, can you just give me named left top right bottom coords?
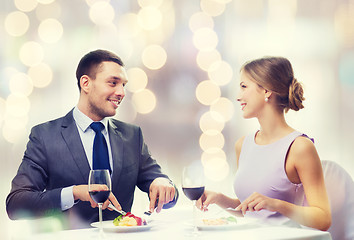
left=241, top=56, right=304, bottom=112
left=76, top=49, right=124, bottom=91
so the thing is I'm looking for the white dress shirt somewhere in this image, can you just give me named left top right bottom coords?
left=60, top=106, right=113, bottom=210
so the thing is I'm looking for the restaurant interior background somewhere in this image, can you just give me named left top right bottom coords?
left=1, top=0, right=354, bottom=239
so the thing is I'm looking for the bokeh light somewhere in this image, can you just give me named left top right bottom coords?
left=14, top=0, right=38, bottom=12
left=203, top=157, right=229, bottom=181
left=5, top=94, right=31, bottom=118
left=210, top=97, right=235, bottom=122
left=193, top=27, right=218, bottom=51
left=137, top=6, right=163, bottom=30
left=199, top=111, right=225, bottom=133
left=195, top=80, right=221, bottom=105
left=4, top=11, right=30, bottom=37
left=9, top=73, right=33, bottom=97
left=200, top=0, right=226, bottom=17
left=89, top=1, right=115, bottom=25
left=132, top=89, right=157, bottom=114
left=27, top=63, right=53, bottom=88
left=208, top=60, right=233, bottom=86
left=37, top=0, right=56, bottom=4
left=196, top=49, right=221, bottom=71
left=137, top=0, right=163, bottom=8
left=35, top=1, right=61, bottom=21
left=126, top=68, right=148, bottom=93
left=19, top=41, right=44, bottom=67
left=117, top=13, right=141, bottom=38
left=199, top=130, right=225, bottom=151
left=38, top=18, right=64, bottom=43
left=201, top=148, right=226, bottom=164
left=142, top=45, right=167, bottom=70
left=334, top=2, right=354, bottom=48
left=189, top=12, right=214, bottom=32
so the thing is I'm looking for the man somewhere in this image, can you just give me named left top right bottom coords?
left=6, top=49, right=177, bottom=228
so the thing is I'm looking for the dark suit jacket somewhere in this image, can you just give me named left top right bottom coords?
left=6, top=109, right=173, bottom=228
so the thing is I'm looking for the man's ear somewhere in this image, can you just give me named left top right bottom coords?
left=80, top=75, right=90, bottom=93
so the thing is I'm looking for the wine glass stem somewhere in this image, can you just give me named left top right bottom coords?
left=98, top=203, right=103, bottom=235
left=193, top=200, right=197, bottom=234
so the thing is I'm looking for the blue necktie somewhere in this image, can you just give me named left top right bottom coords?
left=90, top=122, right=111, bottom=173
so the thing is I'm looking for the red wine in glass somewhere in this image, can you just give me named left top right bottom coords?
left=182, top=187, right=205, bottom=201
left=88, top=169, right=111, bottom=238
left=182, top=164, right=205, bottom=236
left=89, top=190, right=111, bottom=204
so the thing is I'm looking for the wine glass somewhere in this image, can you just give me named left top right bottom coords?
left=88, top=169, right=111, bottom=238
left=182, top=164, right=205, bottom=236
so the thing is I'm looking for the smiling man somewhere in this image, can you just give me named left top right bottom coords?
left=6, top=49, right=178, bottom=229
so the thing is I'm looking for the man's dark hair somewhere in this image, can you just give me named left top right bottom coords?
left=76, top=49, right=124, bottom=90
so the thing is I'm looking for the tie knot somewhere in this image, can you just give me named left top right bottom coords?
left=90, top=122, right=105, bottom=133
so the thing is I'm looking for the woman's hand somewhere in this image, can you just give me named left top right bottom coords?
left=196, top=190, right=220, bottom=211
left=235, top=192, right=279, bottom=215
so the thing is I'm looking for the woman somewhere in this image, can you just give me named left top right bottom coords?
left=196, top=57, right=331, bottom=231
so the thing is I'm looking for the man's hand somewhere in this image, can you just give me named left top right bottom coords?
left=149, top=177, right=175, bottom=213
left=72, top=185, right=122, bottom=211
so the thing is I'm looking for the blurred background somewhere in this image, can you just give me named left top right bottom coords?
left=1, top=0, right=354, bottom=238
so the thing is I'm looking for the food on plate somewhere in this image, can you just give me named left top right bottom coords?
left=113, top=212, right=147, bottom=226
left=202, top=216, right=237, bottom=226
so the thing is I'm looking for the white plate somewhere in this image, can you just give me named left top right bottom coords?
left=186, top=217, right=258, bottom=231
left=91, top=221, right=153, bottom=233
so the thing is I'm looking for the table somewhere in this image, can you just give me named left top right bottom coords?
left=12, top=206, right=332, bottom=240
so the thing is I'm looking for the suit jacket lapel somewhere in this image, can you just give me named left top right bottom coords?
left=61, top=109, right=91, bottom=183
left=108, top=120, right=124, bottom=186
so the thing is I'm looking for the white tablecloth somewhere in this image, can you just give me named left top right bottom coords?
left=12, top=206, right=332, bottom=240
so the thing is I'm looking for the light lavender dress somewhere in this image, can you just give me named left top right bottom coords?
left=233, top=131, right=308, bottom=227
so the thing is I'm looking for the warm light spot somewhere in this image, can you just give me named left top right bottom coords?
left=210, top=97, right=234, bottom=122
left=137, top=6, right=163, bottom=30
left=6, top=94, right=31, bottom=118
left=199, top=111, right=225, bottom=133
left=208, top=60, right=233, bottom=86
left=203, top=157, right=229, bottom=181
left=137, top=0, right=163, bottom=8
left=5, top=11, right=30, bottom=37
left=200, top=0, right=226, bottom=17
left=89, top=1, right=115, bottom=25
left=142, top=45, right=167, bottom=70
left=195, top=80, right=221, bottom=105
left=37, top=0, right=56, bottom=4
left=9, top=73, right=33, bottom=97
left=86, top=0, right=109, bottom=7
left=27, top=63, right=53, bottom=88
left=117, top=13, right=140, bottom=38
left=35, top=1, right=61, bottom=21
left=233, top=0, right=264, bottom=18
left=126, top=68, right=148, bottom=93
left=201, top=148, right=226, bottom=164
left=19, top=41, right=44, bottom=67
left=334, top=3, right=354, bottom=47
left=196, top=50, right=221, bottom=71
left=38, top=18, right=63, bottom=43
left=0, top=98, right=5, bottom=125
left=14, top=0, right=38, bottom=12
left=268, top=0, right=297, bottom=23
left=189, top=12, right=214, bottom=32
left=193, top=28, right=218, bottom=51
left=132, top=89, right=157, bottom=114
left=199, top=130, right=225, bottom=151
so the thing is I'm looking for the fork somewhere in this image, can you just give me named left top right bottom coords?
left=108, top=203, right=127, bottom=216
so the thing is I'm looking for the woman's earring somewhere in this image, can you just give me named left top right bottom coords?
left=265, top=97, right=269, bottom=102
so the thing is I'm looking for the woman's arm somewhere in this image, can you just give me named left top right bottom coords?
left=283, top=136, right=331, bottom=230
